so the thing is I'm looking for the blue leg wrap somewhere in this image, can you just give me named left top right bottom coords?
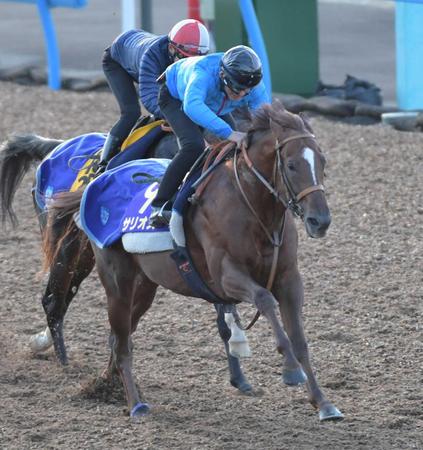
left=130, top=402, right=150, bottom=417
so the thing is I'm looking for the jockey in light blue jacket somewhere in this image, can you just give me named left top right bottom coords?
left=165, top=53, right=269, bottom=139
left=150, top=45, right=270, bottom=227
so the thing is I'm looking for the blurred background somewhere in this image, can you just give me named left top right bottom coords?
left=0, top=0, right=403, bottom=107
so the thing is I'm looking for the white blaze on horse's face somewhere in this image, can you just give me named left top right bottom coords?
left=302, top=147, right=318, bottom=185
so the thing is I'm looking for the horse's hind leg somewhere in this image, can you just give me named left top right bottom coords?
left=214, top=304, right=252, bottom=394
left=33, top=231, right=94, bottom=365
left=274, top=271, right=344, bottom=421
left=48, top=240, right=94, bottom=364
left=95, top=246, right=150, bottom=418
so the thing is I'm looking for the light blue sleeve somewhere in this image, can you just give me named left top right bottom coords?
left=182, top=72, right=233, bottom=139
left=248, top=80, right=271, bottom=111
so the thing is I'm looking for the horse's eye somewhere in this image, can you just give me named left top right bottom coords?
left=287, top=161, right=296, bottom=171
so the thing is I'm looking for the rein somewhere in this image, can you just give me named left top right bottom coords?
left=233, top=132, right=324, bottom=330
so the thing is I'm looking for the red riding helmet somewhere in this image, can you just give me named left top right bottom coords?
left=168, top=19, right=210, bottom=57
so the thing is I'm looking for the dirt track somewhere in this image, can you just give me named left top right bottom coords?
left=0, top=81, right=422, bottom=450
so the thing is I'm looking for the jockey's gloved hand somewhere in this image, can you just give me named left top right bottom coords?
left=228, top=131, right=247, bottom=147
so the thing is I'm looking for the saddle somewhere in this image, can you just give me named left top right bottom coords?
left=71, top=117, right=166, bottom=191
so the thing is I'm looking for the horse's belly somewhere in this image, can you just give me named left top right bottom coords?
left=135, top=252, right=201, bottom=298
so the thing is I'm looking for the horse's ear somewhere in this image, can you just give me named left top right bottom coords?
left=299, top=112, right=314, bottom=134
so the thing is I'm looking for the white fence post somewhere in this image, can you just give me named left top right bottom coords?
left=122, top=0, right=137, bottom=32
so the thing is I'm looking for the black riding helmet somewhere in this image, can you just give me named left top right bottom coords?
left=220, top=45, right=263, bottom=94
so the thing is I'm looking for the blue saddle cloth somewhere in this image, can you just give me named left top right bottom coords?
left=34, top=133, right=106, bottom=210
left=34, top=127, right=166, bottom=211
left=80, top=159, right=171, bottom=248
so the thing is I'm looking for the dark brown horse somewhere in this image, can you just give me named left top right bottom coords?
left=0, top=131, right=253, bottom=394
left=43, top=103, right=343, bottom=420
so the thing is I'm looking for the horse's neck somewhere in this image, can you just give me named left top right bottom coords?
left=246, top=129, right=277, bottom=176
left=189, top=138, right=286, bottom=243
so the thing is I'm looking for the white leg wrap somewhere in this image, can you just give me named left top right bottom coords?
left=29, top=327, right=53, bottom=353
left=224, top=312, right=252, bottom=358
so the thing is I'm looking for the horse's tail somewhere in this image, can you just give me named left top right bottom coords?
left=41, top=189, right=85, bottom=272
left=0, top=134, right=63, bottom=225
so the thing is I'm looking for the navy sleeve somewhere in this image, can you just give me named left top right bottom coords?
left=138, top=46, right=167, bottom=118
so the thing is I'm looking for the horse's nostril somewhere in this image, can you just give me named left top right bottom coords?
left=306, top=215, right=331, bottom=232
left=307, top=217, right=319, bottom=228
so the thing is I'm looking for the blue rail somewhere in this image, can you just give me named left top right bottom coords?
left=1, top=0, right=87, bottom=90
left=396, top=0, right=423, bottom=109
left=237, top=0, right=272, bottom=100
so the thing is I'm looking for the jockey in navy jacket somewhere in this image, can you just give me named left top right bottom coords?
left=110, top=30, right=172, bottom=119
left=99, top=19, right=210, bottom=169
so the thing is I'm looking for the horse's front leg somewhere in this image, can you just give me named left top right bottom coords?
left=214, top=303, right=252, bottom=394
left=274, top=269, right=344, bottom=421
left=220, top=256, right=306, bottom=385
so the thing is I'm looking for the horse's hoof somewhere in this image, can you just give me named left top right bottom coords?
left=230, top=378, right=253, bottom=394
left=282, top=367, right=308, bottom=386
left=319, top=403, right=344, bottom=421
left=29, top=327, right=53, bottom=353
left=130, top=402, right=150, bottom=418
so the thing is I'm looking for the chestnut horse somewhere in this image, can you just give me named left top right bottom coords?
left=43, top=103, right=343, bottom=421
left=0, top=131, right=253, bottom=394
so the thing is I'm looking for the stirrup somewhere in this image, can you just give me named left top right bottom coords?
left=149, top=204, right=172, bottom=228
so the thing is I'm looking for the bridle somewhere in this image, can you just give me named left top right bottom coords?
left=236, top=132, right=325, bottom=222
left=275, top=133, right=325, bottom=219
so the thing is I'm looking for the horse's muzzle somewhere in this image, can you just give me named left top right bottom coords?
left=304, top=211, right=331, bottom=238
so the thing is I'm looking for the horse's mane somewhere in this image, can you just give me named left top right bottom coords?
left=248, top=101, right=313, bottom=135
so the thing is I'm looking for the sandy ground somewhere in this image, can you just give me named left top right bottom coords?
left=0, top=81, right=422, bottom=450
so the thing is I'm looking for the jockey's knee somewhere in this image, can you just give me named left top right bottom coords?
left=120, top=106, right=141, bottom=127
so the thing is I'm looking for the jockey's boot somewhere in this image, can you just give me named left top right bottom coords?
left=97, top=134, right=122, bottom=173
left=149, top=201, right=172, bottom=228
